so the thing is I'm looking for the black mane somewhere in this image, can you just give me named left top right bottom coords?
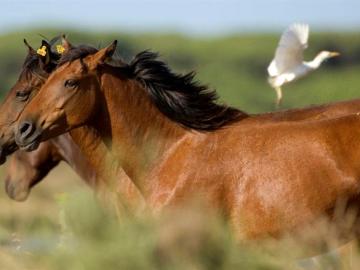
left=58, top=45, right=98, bottom=67
left=59, top=46, right=249, bottom=131
left=22, top=53, right=48, bottom=79
left=22, top=39, right=61, bottom=79
left=126, top=51, right=248, bottom=131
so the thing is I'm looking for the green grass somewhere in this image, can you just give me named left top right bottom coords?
left=0, top=29, right=359, bottom=112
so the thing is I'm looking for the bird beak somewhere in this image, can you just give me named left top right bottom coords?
left=329, top=52, right=340, bottom=58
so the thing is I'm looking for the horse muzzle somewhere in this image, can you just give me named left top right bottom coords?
left=5, top=177, right=30, bottom=201
left=15, top=120, right=42, bottom=152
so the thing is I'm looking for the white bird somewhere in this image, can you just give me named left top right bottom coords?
left=267, top=23, right=340, bottom=106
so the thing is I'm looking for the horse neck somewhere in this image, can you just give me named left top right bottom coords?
left=50, top=133, right=98, bottom=187
left=89, top=70, right=187, bottom=192
left=68, top=126, right=146, bottom=214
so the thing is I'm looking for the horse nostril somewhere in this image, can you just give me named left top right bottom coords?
left=40, top=119, right=46, bottom=128
left=19, top=121, right=35, bottom=139
left=20, top=122, right=30, bottom=133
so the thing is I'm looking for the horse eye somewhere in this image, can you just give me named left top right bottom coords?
left=64, top=79, right=78, bottom=88
left=15, top=91, right=30, bottom=101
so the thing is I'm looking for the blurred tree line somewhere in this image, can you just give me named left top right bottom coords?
left=0, top=29, right=360, bottom=113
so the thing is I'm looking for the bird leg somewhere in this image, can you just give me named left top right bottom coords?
left=274, top=87, right=283, bottom=108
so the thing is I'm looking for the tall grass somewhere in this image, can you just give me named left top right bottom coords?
left=1, top=189, right=360, bottom=270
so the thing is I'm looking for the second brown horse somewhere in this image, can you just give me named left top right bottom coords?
left=0, top=39, right=143, bottom=215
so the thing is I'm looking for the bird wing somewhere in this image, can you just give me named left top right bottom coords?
left=268, top=23, right=309, bottom=77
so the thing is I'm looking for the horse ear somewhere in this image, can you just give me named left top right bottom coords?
left=23, top=39, right=36, bottom=55
left=61, top=34, right=73, bottom=52
left=38, top=40, right=52, bottom=66
left=89, top=40, right=117, bottom=69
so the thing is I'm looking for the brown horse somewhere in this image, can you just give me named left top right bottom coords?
left=5, top=38, right=360, bottom=208
left=5, top=134, right=95, bottom=201
left=0, top=39, right=64, bottom=201
left=0, top=39, right=143, bottom=213
left=5, top=142, right=61, bottom=201
left=0, top=38, right=348, bottom=207
left=14, top=40, right=360, bottom=239
left=0, top=39, right=59, bottom=164
left=5, top=133, right=143, bottom=217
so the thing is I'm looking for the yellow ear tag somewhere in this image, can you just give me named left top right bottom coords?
left=37, top=46, right=47, bottom=56
left=56, top=45, right=65, bottom=54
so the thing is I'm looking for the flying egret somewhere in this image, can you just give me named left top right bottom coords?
left=267, top=23, right=340, bottom=106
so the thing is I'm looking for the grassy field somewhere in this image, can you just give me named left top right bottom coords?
left=1, top=29, right=360, bottom=112
left=0, top=29, right=360, bottom=269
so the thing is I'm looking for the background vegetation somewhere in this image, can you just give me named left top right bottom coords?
left=0, top=29, right=360, bottom=269
left=1, top=29, right=360, bottom=112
